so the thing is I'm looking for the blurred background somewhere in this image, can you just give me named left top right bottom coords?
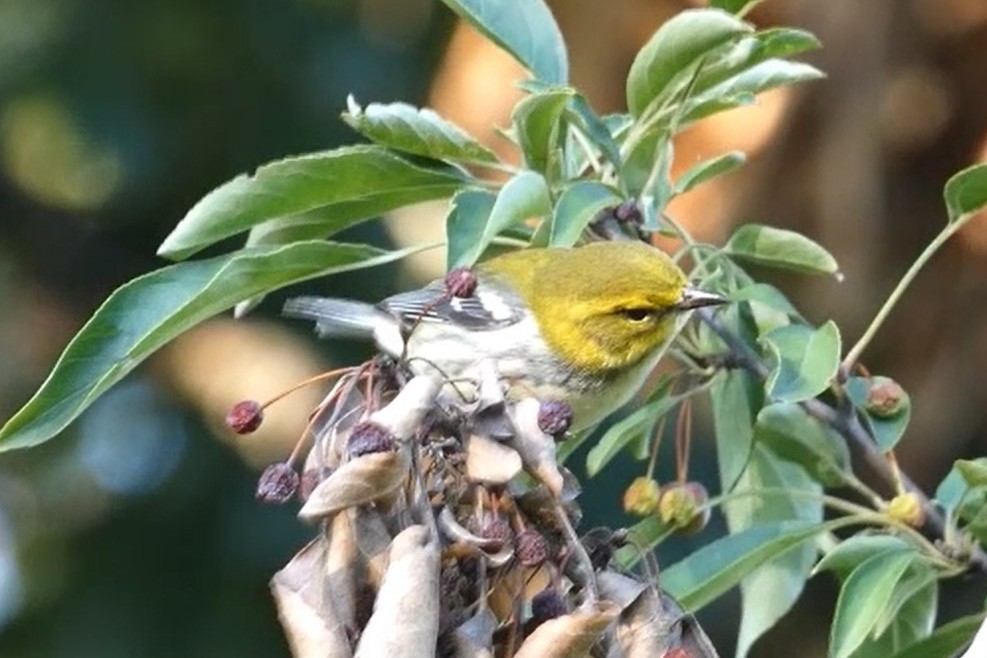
left=1, top=0, right=986, bottom=656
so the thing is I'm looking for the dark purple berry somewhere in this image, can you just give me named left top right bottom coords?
left=347, top=421, right=396, bottom=458
left=256, top=463, right=299, bottom=504
left=226, top=400, right=263, bottom=434
left=444, top=267, right=477, bottom=298
left=537, top=400, right=573, bottom=439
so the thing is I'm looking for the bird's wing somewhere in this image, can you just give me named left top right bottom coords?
left=380, top=280, right=524, bottom=330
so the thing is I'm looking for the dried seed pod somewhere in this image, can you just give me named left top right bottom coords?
left=227, top=399, right=264, bottom=434
left=509, top=398, right=564, bottom=496
left=513, top=601, right=619, bottom=658
left=298, top=447, right=411, bottom=522
left=270, top=540, right=353, bottom=658
left=465, top=434, right=522, bottom=485
left=353, top=525, right=440, bottom=658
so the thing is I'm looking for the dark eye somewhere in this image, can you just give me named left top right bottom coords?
left=619, top=308, right=652, bottom=322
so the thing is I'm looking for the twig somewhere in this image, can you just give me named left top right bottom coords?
left=696, top=307, right=987, bottom=575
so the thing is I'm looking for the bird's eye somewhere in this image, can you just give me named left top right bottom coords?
left=619, top=308, right=652, bottom=322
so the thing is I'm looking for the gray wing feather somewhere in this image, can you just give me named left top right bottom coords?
left=282, top=296, right=387, bottom=340
left=381, top=280, right=523, bottom=330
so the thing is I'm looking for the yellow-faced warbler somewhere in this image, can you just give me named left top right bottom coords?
left=284, top=241, right=726, bottom=431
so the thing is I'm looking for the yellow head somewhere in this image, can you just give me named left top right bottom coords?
left=482, top=242, right=723, bottom=372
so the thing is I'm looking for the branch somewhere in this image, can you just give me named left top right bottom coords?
left=696, top=307, right=987, bottom=575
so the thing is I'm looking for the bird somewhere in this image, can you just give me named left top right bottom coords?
left=283, top=241, right=726, bottom=431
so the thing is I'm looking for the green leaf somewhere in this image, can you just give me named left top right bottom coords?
left=761, top=321, right=841, bottom=403
left=887, top=613, right=984, bottom=658
left=934, top=463, right=971, bottom=517
left=726, top=446, right=822, bottom=658
left=445, top=189, right=496, bottom=270
left=585, top=378, right=678, bottom=477
left=684, top=59, right=823, bottom=124
left=710, top=368, right=760, bottom=492
left=709, top=0, right=763, bottom=15
left=754, top=403, right=850, bottom=486
left=829, top=548, right=918, bottom=658
left=813, top=535, right=911, bottom=580
left=446, top=172, right=550, bottom=268
left=626, top=8, right=751, bottom=117
left=956, top=459, right=987, bottom=488
left=341, top=96, right=498, bottom=165
left=726, top=224, right=841, bottom=277
left=732, top=283, right=802, bottom=335
left=439, top=0, right=568, bottom=84
left=543, top=181, right=622, bottom=247
left=852, top=570, right=938, bottom=658
left=158, top=145, right=469, bottom=260
left=845, top=376, right=912, bottom=451
left=512, top=89, right=573, bottom=178
left=662, top=518, right=844, bottom=612
left=0, top=241, right=415, bottom=451
left=674, top=150, right=746, bottom=195
left=944, top=163, right=987, bottom=225
left=565, top=94, right=622, bottom=171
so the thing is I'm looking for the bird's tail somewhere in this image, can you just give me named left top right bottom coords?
left=283, top=296, right=386, bottom=340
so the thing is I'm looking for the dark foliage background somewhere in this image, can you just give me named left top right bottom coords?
left=1, top=1, right=985, bottom=656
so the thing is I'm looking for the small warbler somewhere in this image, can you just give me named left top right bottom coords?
left=284, top=241, right=726, bottom=431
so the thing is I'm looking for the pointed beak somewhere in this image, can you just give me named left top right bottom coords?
left=675, top=285, right=729, bottom=311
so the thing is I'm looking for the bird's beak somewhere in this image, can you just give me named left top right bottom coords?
left=675, top=285, right=729, bottom=311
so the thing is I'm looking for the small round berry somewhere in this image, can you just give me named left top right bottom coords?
left=256, top=463, right=299, bottom=504
left=623, top=477, right=661, bottom=517
left=658, top=482, right=710, bottom=535
left=444, top=267, right=477, bottom=298
left=537, top=400, right=573, bottom=440
left=867, top=377, right=906, bottom=418
left=469, top=516, right=514, bottom=552
left=514, top=528, right=550, bottom=567
left=612, top=200, right=643, bottom=225
left=887, top=492, right=925, bottom=527
left=530, top=589, right=567, bottom=627
left=226, top=400, right=263, bottom=434
left=347, top=421, right=397, bottom=458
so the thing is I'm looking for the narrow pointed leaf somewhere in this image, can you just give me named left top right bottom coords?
left=158, top=145, right=469, bottom=260
left=944, top=163, right=987, bottom=225
left=887, top=613, right=984, bottom=658
left=439, top=0, right=568, bottom=84
left=813, top=535, right=911, bottom=580
left=626, top=9, right=751, bottom=117
left=512, top=89, right=573, bottom=178
left=565, top=94, right=622, bottom=171
left=674, top=151, right=746, bottom=195
left=0, top=241, right=413, bottom=451
left=761, top=321, right=841, bottom=403
left=755, top=402, right=850, bottom=486
left=726, top=224, right=840, bottom=276
left=710, top=368, right=759, bottom=492
left=829, top=549, right=918, bottom=658
left=726, top=446, right=822, bottom=658
left=586, top=378, right=678, bottom=477
left=662, top=518, right=846, bottom=612
left=447, top=171, right=549, bottom=268
left=342, top=97, right=498, bottom=165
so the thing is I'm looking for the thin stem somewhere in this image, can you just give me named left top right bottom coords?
left=260, top=366, right=356, bottom=408
left=570, top=126, right=603, bottom=176
left=645, top=414, right=669, bottom=480
left=842, top=224, right=957, bottom=369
